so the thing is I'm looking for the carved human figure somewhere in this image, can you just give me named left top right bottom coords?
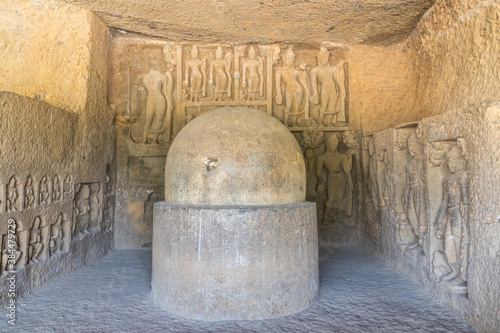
left=367, top=137, right=380, bottom=212
left=73, top=184, right=91, bottom=238
left=301, top=130, right=324, bottom=174
left=39, top=176, right=50, bottom=205
left=63, top=175, right=72, bottom=199
left=310, top=47, right=342, bottom=126
left=52, top=175, right=62, bottom=202
left=89, top=183, right=101, bottom=231
left=402, top=133, right=426, bottom=248
left=183, top=46, right=207, bottom=101
left=435, top=145, right=469, bottom=284
left=316, top=134, right=351, bottom=222
left=381, top=150, right=393, bottom=204
left=209, top=46, right=232, bottom=101
left=275, top=47, right=309, bottom=126
left=1, top=234, right=21, bottom=276
left=50, top=214, right=64, bottom=256
left=6, top=176, right=21, bottom=212
left=24, top=176, right=35, bottom=209
left=101, top=198, right=113, bottom=232
left=28, top=217, right=43, bottom=263
left=142, top=68, right=173, bottom=144
left=343, top=131, right=358, bottom=217
left=241, top=46, right=264, bottom=101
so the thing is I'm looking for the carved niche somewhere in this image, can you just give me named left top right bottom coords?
left=315, top=133, right=354, bottom=224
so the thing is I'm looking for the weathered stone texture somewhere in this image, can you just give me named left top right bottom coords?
left=62, top=0, right=434, bottom=45
left=409, top=0, right=500, bottom=118
left=348, top=45, right=418, bottom=134
left=0, top=0, right=92, bottom=113
left=0, top=2, right=115, bottom=308
left=152, top=202, right=318, bottom=320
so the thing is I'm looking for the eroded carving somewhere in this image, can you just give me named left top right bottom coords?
left=73, top=184, right=91, bottom=239
left=52, top=175, right=62, bottom=202
left=241, top=46, right=263, bottom=101
left=367, top=137, right=380, bottom=213
left=6, top=176, right=21, bottom=212
left=89, top=183, right=101, bottom=232
left=28, top=216, right=43, bottom=263
left=183, top=46, right=207, bottom=102
left=209, top=46, right=232, bottom=101
left=402, top=133, right=426, bottom=251
left=1, top=233, right=21, bottom=276
left=301, top=129, right=325, bottom=174
left=50, top=214, right=64, bottom=256
left=310, top=47, right=343, bottom=127
left=63, top=175, right=73, bottom=199
left=24, top=176, right=36, bottom=209
left=39, top=176, right=50, bottom=205
left=316, top=134, right=352, bottom=222
left=275, top=47, right=309, bottom=126
left=141, top=68, right=174, bottom=144
left=434, top=145, right=469, bottom=290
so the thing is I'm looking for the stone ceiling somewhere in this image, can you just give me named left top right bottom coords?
left=62, top=0, right=434, bottom=45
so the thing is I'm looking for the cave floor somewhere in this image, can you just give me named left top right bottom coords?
left=3, top=246, right=474, bottom=333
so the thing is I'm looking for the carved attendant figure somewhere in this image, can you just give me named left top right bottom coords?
left=1, top=234, right=21, bottom=276
left=6, top=176, right=20, bottom=212
left=183, top=46, right=206, bottom=101
left=39, top=176, right=50, bottom=205
left=209, top=46, right=232, bottom=101
left=402, top=133, right=426, bottom=247
left=316, top=134, right=351, bottom=222
left=142, top=68, right=173, bottom=144
left=50, top=214, right=64, bottom=256
left=25, top=176, right=35, bottom=209
left=73, top=184, right=91, bottom=238
left=275, top=47, right=309, bottom=126
left=28, top=217, right=43, bottom=263
left=367, top=137, right=380, bottom=212
left=241, top=46, right=264, bottom=101
left=435, top=145, right=469, bottom=284
left=343, top=131, right=358, bottom=217
left=63, top=175, right=72, bottom=199
left=310, top=47, right=342, bottom=126
left=89, top=183, right=101, bottom=231
left=52, top=175, right=62, bottom=202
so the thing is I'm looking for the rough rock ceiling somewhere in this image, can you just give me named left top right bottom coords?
left=62, top=0, right=434, bottom=45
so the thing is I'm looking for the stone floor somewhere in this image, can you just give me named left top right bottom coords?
left=2, top=246, right=474, bottom=332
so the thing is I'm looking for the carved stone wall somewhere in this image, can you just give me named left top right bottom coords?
left=109, top=35, right=364, bottom=249
left=0, top=2, right=115, bottom=308
left=363, top=102, right=500, bottom=332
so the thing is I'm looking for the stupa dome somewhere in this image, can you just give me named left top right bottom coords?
left=164, top=107, right=306, bottom=205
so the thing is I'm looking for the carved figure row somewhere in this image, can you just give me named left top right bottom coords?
left=73, top=181, right=113, bottom=240
left=133, top=45, right=348, bottom=145
left=364, top=131, right=469, bottom=294
left=1, top=175, right=73, bottom=213
left=0, top=214, right=71, bottom=276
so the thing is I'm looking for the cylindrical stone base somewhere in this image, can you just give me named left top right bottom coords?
left=152, top=201, right=318, bottom=321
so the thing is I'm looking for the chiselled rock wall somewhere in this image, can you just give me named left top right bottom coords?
left=409, top=0, right=500, bottom=119
left=362, top=103, right=500, bottom=332
left=109, top=34, right=368, bottom=249
left=0, top=2, right=115, bottom=308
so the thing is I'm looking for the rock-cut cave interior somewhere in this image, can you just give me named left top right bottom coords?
left=1, top=0, right=499, bottom=332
